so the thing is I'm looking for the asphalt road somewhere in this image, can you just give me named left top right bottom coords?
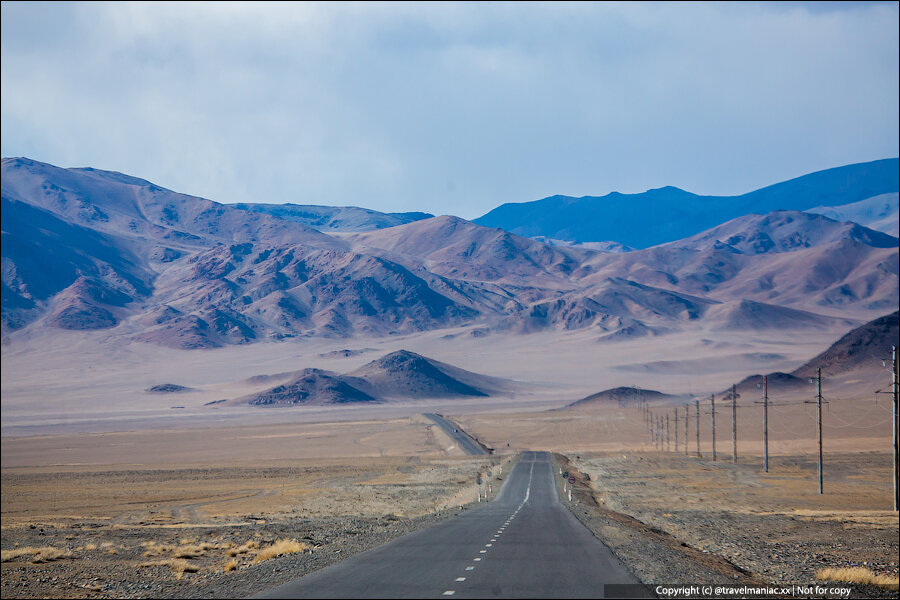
left=424, top=413, right=488, bottom=455
left=255, top=451, right=644, bottom=599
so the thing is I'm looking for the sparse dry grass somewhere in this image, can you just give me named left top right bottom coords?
left=817, top=567, right=900, bottom=589
left=1, top=546, right=72, bottom=563
left=172, top=544, right=205, bottom=559
left=84, top=543, right=97, bottom=551
left=141, top=541, right=175, bottom=557
left=140, top=558, right=200, bottom=580
left=227, top=539, right=259, bottom=556
left=253, top=538, right=306, bottom=563
left=223, top=558, right=238, bottom=572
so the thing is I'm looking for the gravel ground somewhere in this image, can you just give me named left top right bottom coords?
left=553, top=452, right=899, bottom=599
left=1, top=457, right=512, bottom=599
left=1, top=510, right=476, bottom=599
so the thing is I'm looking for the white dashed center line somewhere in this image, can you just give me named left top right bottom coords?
left=443, top=592, right=455, bottom=596
left=455, top=577, right=466, bottom=582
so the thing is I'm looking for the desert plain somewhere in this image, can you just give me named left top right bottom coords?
left=2, top=321, right=899, bottom=598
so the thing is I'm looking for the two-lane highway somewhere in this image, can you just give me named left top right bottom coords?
left=256, top=451, right=642, bottom=598
left=424, top=413, right=487, bottom=455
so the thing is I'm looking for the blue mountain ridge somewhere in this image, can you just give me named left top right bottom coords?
left=474, top=158, right=899, bottom=249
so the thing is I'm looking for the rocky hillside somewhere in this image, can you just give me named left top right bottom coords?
left=2, top=157, right=897, bottom=348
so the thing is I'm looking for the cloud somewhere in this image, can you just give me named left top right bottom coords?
left=2, top=2, right=898, bottom=218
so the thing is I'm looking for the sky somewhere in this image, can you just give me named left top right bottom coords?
left=2, top=2, right=898, bottom=219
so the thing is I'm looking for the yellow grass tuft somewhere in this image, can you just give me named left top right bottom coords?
left=228, top=539, right=259, bottom=556
left=140, top=558, right=200, bottom=580
left=84, top=543, right=97, bottom=551
left=223, top=559, right=238, bottom=572
left=198, top=541, right=227, bottom=551
left=172, top=544, right=205, bottom=559
left=253, top=539, right=306, bottom=564
left=1, top=546, right=72, bottom=563
left=817, top=567, right=900, bottom=590
left=142, top=543, right=175, bottom=557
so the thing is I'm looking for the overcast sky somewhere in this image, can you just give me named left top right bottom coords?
left=2, top=2, right=898, bottom=219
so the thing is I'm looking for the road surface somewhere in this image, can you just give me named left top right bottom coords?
left=255, top=451, right=644, bottom=599
left=425, top=413, right=488, bottom=455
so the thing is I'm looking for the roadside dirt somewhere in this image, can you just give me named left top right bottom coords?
left=553, top=452, right=898, bottom=598
left=1, top=456, right=511, bottom=599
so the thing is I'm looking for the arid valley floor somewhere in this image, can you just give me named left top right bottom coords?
left=2, top=325, right=899, bottom=598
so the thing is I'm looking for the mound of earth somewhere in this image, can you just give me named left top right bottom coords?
left=565, top=386, right=675, bottom=409
left=146, top=384, right=193, bottom=393
left=349, top=350, right=489, bottom=398
left=318, top=348, right=376, bottom=358
left=236, top=349, right=503, bottom=406
left=245, top=368, right=376, bottom=406
left=718, top=372, right=807, bottom=399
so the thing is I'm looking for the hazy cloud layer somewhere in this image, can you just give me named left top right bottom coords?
left=2, top=2, right=898, bottom=218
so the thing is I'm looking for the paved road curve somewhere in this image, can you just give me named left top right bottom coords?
left=255, top=451, right=643, bottom=599
left=424, top=413, right=487, bottom=455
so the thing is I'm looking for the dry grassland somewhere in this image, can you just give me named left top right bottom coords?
left=567, top=451, right=898, bottom=588
left=1, top=416, right=505, bottom=599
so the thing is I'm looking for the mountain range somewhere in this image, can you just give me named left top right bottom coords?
left=474, top=158, right=899, bottom=248
left=1, top=157, right=897, bottom=350
left=805, top=193, right=899, bottom=237
left=231, top=203, right=433, bottom=232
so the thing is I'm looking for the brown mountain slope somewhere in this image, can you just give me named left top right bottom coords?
left=792, top=311, right=899, bottom=378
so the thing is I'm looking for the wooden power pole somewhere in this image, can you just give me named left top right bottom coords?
left=666, top=413, right=670, bottom=452
left=892, top=345, right=898, bottom=511
left=711, top=393, right=717, bottom=462
left=763, top=375, right=768, bottom=473
left=674, top=409, right=679, bottom=454
left=816, top=368, right=823, bottom=494
left=695, top=398, right=701, bottom=457
left=732, top=383, right=738, bottom=464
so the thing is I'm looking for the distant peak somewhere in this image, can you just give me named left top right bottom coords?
left=378, top=349, right=425, bottom=361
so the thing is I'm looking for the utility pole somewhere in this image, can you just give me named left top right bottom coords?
left=666, top=413, right=670, bottom=452
left=763, top=375, right=769, bottom=473
left=803, top=368, right=826, bottom=494
left=674, top=409, right=679, bottom=453
left=711, top=393, right=717, bottom=462
left=732, top=383, right=738, bottom=464
left=814, top=368, right=823, bottom=494
left=892, top=345, right=898, bottom=511
left=695, top=398, right=701, bottom=457
left=684, top=405, right=689, bottom=456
